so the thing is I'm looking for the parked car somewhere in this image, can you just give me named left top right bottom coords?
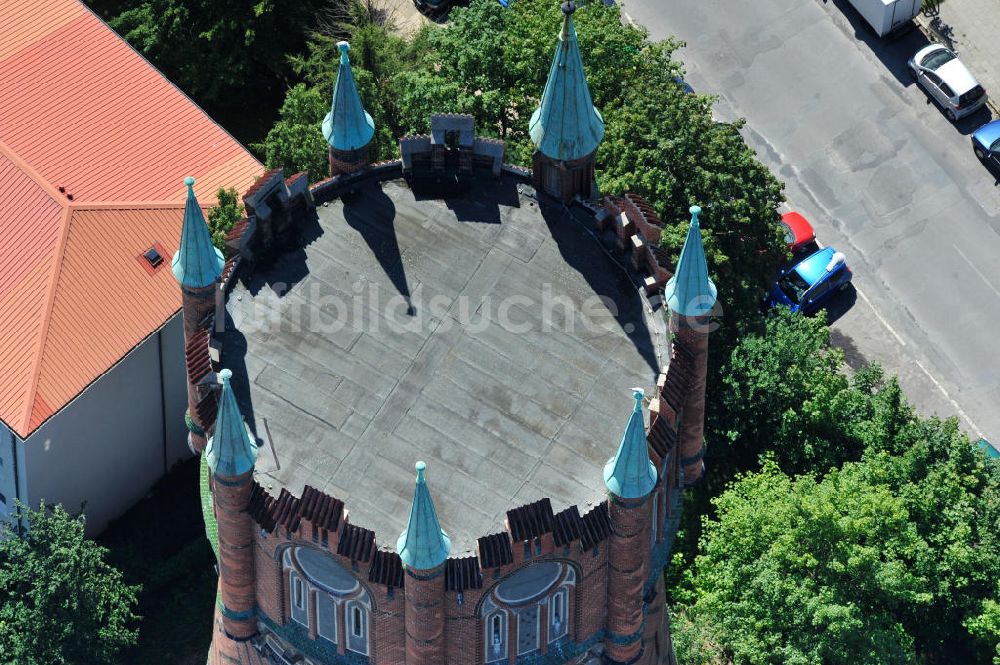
left=413, top=0, right=452, bottom=17
left=843, top=0, right=920, bottom=37
left=674, top=77, right=695, bottom=95
left=767, top=247, right=852, bottom=314
left=972, top=119, right=1000, bottom=171
left=908, top=45, right=988, bottom=121
left=779, top=211, right=818, bottom=255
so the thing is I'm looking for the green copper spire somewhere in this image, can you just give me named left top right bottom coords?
left=321, top=41, right=375, bottom=152
left=206, top=369, right=258, bottom=478
left=528, top=2, right=605, bottom=161
left=664, top=206, right=718, bottom=317
left=604, top=388, right=657, bottom=499
left=397, top=461, right=451, bottom=570
left=171, top=177, right=225, bottom=289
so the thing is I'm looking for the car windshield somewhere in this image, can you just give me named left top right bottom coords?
left=920, top=49, right=956, bottom=71
left=778, top=271, right=811, bottom=303
left=960, top=85, right=985, bottom=106
left=779, top=222, right=795, bottom=244
left=992, top=138, right=1000, bottom=153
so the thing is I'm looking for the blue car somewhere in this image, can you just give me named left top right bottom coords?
left=972, top=119, right=1000, bottom=171
left=767, top=246, right=852, bottom=314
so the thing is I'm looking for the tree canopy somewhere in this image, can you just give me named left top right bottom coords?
left=0, top=503, right=140, bottom=665
left=673, top=311, right=1000, bottom=665
left=109, top=0, right=327, bottom=103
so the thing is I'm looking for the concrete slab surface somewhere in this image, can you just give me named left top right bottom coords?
left=222, top=176, right=665, bottom=552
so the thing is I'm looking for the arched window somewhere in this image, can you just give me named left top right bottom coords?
left=345, top=600, right=368, bottom=656
left=316, top=593, right=337, bottom=644
left=549, top=588, right=568, bottom=642
left=289, top=570, right=308, bottom=626
left=482, top=562, right=576, bottom=662
left=282, top=546, right=370, bottom=654
left=484, top=610, right=507, bottom=663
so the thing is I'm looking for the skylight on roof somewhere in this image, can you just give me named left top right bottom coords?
left=143, top=247, right=163, bottom=268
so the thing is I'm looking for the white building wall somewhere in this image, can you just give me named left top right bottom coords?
left=23, top=313, right=189, bottom=536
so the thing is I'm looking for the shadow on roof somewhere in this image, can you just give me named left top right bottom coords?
left=539, top=200, right=660, bottom=376
left=242, top=207, right=324, bottom=298
left=342, top=183, right=415, bottom=315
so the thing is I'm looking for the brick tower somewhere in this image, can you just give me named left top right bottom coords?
left=528, top=1, right=605, bottom=203
left=207, top=368, right=259, bottom=642
left=603, top=389, right=658, bottom=664
left=397, top=461, right=451, bottom=665
left=663, top=206, right=716, bottom=485
left=171, top=176, right=224, bottom=453
left=322, top=41, right=376, bottom=177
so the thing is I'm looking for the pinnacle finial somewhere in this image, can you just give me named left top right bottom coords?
left=663, top=203, right=717, bottom=317
left=604, top=388, right=657, bottom=499
left=561, top=1, right=576, bottom=15
left=397, top=461, right=451, bottom=570
left=337, top=40, right=350, bottom=65
left=172, top=176, right=224, bottom=288
left=206, top=367, right=257, bottom=478
left=690, top=205, right=701, bottom=225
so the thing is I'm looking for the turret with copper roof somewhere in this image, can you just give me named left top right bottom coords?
left=398, top=461, right=450, bottom=665
left=664, top=205, right=716, bottom=485
left=207, top=369, right=258, bottom=642
left=322, top=41, right=376, bottom=177
left=529, top=1, right=605, bottom=202
left=172, top=176, right=224, bottom=452
left=604, top=389, right=658, bottom=663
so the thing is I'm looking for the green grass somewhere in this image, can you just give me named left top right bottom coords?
left=99, top=457, right=217, bottom=665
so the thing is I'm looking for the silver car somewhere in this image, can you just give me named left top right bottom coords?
left=908, top=44, right=987, bottom=121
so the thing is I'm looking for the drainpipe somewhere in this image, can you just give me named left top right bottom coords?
left=10, top=431, right=23, bottom=533
left=157, top=329, right=168, bottom=475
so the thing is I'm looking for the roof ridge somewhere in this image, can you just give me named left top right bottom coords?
left=68, top=200, right=188, bottom=211
left=19, top=203, right=75, bottom=431
left=0, top=139, right=67, bottom=207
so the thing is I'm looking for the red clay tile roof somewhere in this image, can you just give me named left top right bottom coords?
left=0, top=0, right=261, bottom=438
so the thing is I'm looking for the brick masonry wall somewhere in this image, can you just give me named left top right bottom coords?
left=371, top=584, right=406, bottom=665
left=404, top=565, right=447, bottom=665
left=330, top=146, right=371, bottom=178
left=214, top=472, right=257, bottom=639
left=605, top=494, right=653, bottom=664
left=672, top=314, right=710, bottom=484
left=181, top=283, right=216, bottom=451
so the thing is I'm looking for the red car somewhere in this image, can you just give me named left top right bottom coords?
left=780, top=212, right=818, bottom=255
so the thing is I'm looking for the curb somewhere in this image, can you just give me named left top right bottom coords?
left=914, top=14, right=1000, bottom=117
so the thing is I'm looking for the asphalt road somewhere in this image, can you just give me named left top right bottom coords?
left=618, top=0, right=1000, bottom=444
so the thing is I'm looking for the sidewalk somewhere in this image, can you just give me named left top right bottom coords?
left=915, top=0, right=1000, bottom=116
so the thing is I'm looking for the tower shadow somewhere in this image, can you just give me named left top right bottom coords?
left=342, top=182, right=415, bottom=316
left=539, top=201, right=660, bottom=377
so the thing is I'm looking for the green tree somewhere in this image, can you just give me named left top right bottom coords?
left=0, top=503, right=140, bottom=665
left=109, top=0, right=325, bottom=103
left=207, top=186, right=244, bottom=250
left=711, top=308, right=911, bottom=477
left=255, top=83, right=330, bottom=181
left=675, top=424, right=1000, bottom=665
